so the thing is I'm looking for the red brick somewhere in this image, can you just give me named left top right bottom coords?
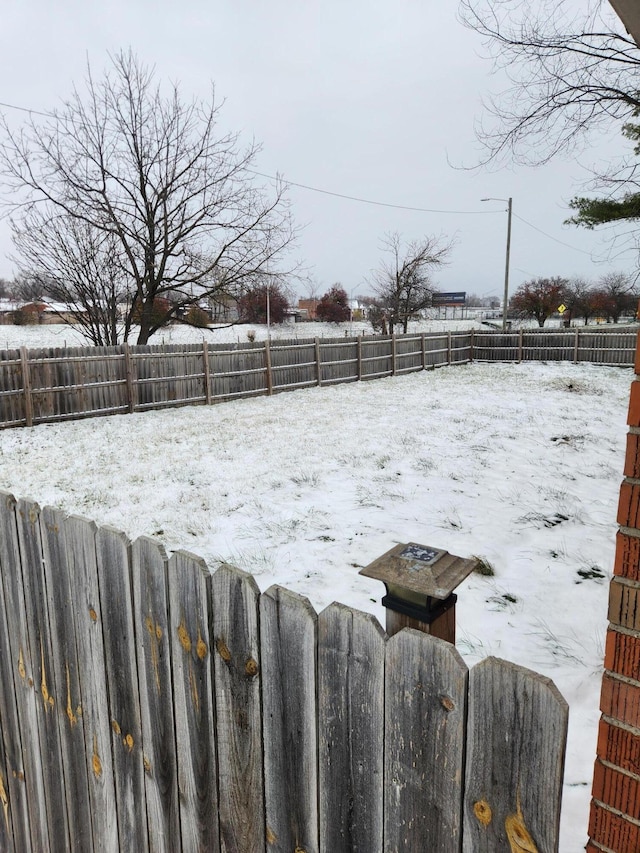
left=609, top=581, right=640, bottom=632
left=614, top=532, right=640, bottom=582
left=625, top=433, right=640, bottom=479
left=629, top=380, right=640, bottom=425
left=597, top=719, right=640, bottom=777
left=618, top=482, right=640, bottom=529
left=592, top=759, right=640, bottom=818
left=601, top=674, right=640, bottom=729
left=605, top=629, right=640, bottom=682
left=589, top=801, right=640, bottom=850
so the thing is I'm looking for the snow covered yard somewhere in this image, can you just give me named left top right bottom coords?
left=0, top=317, right=482, bottom=350
left=0, top=355, right=630, bottom=851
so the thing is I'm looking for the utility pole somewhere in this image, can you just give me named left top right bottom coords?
left=481, top=196, right=513, bottom=331
left=503, top=197, right=512, bottom=332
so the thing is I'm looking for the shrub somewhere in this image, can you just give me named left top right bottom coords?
left=316, top=285, right=350, bottom=323
left=184, top=305, right=209, bottom=327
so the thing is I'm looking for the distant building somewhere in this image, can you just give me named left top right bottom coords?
left=298, top=298, right=320, bottom=320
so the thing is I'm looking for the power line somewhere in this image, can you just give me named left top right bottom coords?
left=513, top=212, right=594, bottom=257
left=0, top=100, right=52, bottom=118
left=0, top=98, right=612, bottom=256
left=245, top=169, right=496, bottom=215
left=0, top=99, right=514, bottom=215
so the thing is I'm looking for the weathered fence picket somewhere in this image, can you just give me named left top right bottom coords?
left=0, top=494, right=32, bottom=853
left=58, top=512, right=119, bottom=853
left=39, top=507, right=94, bottom=852
left=384, top=629, right=468, bottom=852
left=463, top=658, right=568, bottom=851
left=95, top=525, right=148, bottom=852
left=0, top=493, right=570, bottom=852
left=211, top=565, right=263, bottom=853
left=261, top=586, right=319, bottom=853
left=168, top=550, right=219, bottom=853
left=318, top=604, right=385, bottom=853
left=15, top=499, right=70, bottom=852
left=0, top=327, right=634, bottom=430
left=132, top=537, right=181, bottom=853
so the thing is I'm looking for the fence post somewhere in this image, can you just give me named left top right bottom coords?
left=314, top=337, right=322, bottom=387
left=202, top=341, right=212, bottom=404
left=357, top=336, right=362, bottom=381
left=123, top=343, right=135, bottom=413
left=391, top=334, right=397, bottom=376
left=264, top=339, right=273, bottom=395
left=19, top=347, right=33, bottom=427
left=447, top=331, right=452, bottom=366
left=517, top=327, right=524, bottom=363
left=359, top=543, right=477, bottom=646
left=421, top=333, right=426, bottom=370
left=574, top=328, right=580, bottom=364
left=469, top=329, right=474, bottom=363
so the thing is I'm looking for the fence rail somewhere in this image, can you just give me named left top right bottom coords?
left=0, top=491, right=568, bottom=852
left=0, top=327, right=635, bottom=429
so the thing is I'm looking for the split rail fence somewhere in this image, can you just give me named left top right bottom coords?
left=0, top=327, right=635, bottom=430
left=0, top=491, right=568, bottom=852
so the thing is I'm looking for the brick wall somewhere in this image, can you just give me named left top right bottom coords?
left=587, top=331, right=640, bottom=852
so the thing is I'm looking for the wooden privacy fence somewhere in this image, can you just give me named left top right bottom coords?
left=0, top=491, right=569, bottom=852
left=472, top=327, right=636, bottom=366
left=0, top=332, right=471, bottom=429
left=0, top=327, right=634, bottom=430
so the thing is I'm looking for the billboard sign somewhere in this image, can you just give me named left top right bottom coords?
left=432, top=291, right=466, bottom=306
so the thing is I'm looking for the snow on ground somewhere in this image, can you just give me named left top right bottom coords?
left=0, top=317, right=482, bottom=350
left=0, top=322, right=631, bottom=851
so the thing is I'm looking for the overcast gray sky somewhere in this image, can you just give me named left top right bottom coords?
left=1, top=0, right=636, bottom=299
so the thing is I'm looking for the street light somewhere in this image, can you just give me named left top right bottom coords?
left=481, top=197, right=512, bottom=332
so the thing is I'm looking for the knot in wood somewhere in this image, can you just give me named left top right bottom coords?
left=196, top=636, right=208, bottom=660
left=177, top=621, right=192, bottom=653
left=505, top=812, right=538, bottom=852
left=245, top=657, right=259, bottom=677
left=440, top=695, right=455, bottom=712
left=473, top=799, right=492, bottom=827
left=92, top=752, right=102, bottom=778
left=216, top=638, right=231, bottom=663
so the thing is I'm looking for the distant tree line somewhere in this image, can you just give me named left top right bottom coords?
left=509, top=273, right=638, bottom=327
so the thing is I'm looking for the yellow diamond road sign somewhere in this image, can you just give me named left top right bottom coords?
left=558, top=304, right=567, bottom=314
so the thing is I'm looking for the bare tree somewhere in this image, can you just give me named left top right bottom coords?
left=0, top=50, right=295, bottom=345
left=562, top=276, right=595, bottom=325
left=370, top=232, right=451, bottom=333
left=596, top=270, right=638, bottom=321
left=458, top=0, right=640, bottom=166
left=11, top=212, right=132, bottom=345
left=12, top=271, right=56, bottom=304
